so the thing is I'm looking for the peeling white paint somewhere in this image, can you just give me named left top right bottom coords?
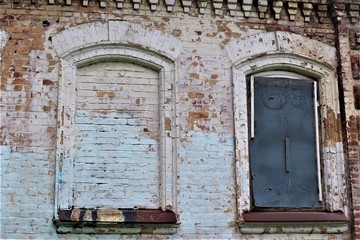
left=226, top=31, right=337, bottom=68
left=230, top=34, right=347, bottom=217
left=52, top=21, right=183, bottom=60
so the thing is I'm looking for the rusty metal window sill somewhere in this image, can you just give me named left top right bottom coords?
left=54, top=208, right=179, bottom=234
left=238, top=212, right=349, bottom=234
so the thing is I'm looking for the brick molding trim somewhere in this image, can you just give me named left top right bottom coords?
left=5, top=0, right=359, bottom=23
left=227, top=32, right=347, bottom=219
left=54, top=44, right=178, bottom=219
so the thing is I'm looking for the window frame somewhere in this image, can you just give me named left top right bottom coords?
left=232, top=54, right=348, bottom=233
left=54, top=44, right=178, bottom=229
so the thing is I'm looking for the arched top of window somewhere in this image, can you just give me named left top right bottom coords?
left=51, top=21, right=183, bottom=61
left=251, top=71, right=314, bottom=81
left=226, top=31, right=336, bottom=69
left=234, top=53, right=334, bottom=80
left=62, top=44, right=174, bottom=72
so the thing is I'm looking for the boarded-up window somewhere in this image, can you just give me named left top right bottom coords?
left=233, top=55, right=348, bottom=233
left=249, top=76, right=321, bottom=209
left=74, top=62, right=160, bottom=209
left=55, top=46, right=177, bottom=229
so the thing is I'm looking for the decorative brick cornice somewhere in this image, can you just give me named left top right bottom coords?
left=329, top=2, right=346, bottom=22
left=349, top=4, right=360, bottom=23
left=3, top=0, right=360, bottom=23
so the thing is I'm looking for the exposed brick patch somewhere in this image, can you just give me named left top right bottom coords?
left=188, top=92, right=205, bottom=98
left=42, top=79, right=54, bottom=85
left=348, top=114, right=360, bottom=240
left=352, top=55, right=360, bottom=79
left=354, top=85, right=360, bottom=109
left=350, top=32, right=360, bottom=50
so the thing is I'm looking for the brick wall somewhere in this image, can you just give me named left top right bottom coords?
left=0, top=0, right=358, bottom=239
left=340, top=10, right=360, bottom=240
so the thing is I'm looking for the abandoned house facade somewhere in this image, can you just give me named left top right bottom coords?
left=1, top=0, right=360, bottom=239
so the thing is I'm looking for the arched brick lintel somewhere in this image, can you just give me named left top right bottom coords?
left=225, top=31, right=337, bottom=68
left=51, top=21, right=183, bottom=61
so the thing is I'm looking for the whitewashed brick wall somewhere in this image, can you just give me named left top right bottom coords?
left=0, top=18, right=351, bottom=240
left=74, top=61, right=161, bottom=209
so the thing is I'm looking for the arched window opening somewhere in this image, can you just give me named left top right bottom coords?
left=232, top=54, right=348, bottom=234
left=54, top=45, right=178, bottom=233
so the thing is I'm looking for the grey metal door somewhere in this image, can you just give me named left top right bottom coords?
left=250, top=77, right=321, bottom=208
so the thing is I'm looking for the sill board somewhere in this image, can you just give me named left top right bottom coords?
left=56, top=208, right=177, bottom=224
left=242, top=211, right=348, bottom=222
left=55, top=208, right=179, bottom=234
left=239, top=211, right=348, bottom=234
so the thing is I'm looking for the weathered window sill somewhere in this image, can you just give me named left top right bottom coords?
left=54, top=208, right=179, bottom=234
left=238, top=212, right=349, bottom=234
